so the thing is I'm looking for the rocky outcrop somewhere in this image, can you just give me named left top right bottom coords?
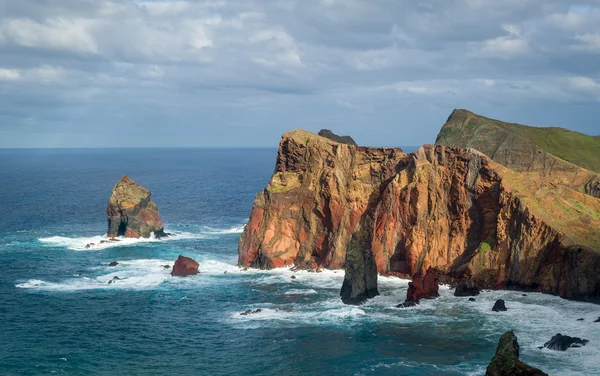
left=238, top=129, right=600, bottom=304
left=107, top=175, right=167, bottom=238
left=171, top=255, right=199, bottom=277
left=492, top=299, right=507, bottom=312
left=543, top=333, right=588, bottom=351
left=454, top=280, right=480, bottom=297
left=401, top=267, right=439, bottom=305
left=486, top=331, right=547, bottom=376
left=318, top=129, right=357, bottom=145
left=437, top=109, right=600, bottom=198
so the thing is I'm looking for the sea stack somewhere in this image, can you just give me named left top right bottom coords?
left=485, top=331, right=547, bottom=376
left=399, top=268, right=439, bottom=307
left=106, top=175, right=167, bottom=238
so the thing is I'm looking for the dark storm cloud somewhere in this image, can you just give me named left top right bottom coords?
left=0, top=0, right=599, bottom=147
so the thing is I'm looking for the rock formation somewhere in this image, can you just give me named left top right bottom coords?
left=399, top=267, right=439, bottom=306
left=492, top=299, right=507, bottom=312
left=106, top=175, right=167, bottom=239
left=171, top=255, right=199, bottom=277
left=238, top=125, right=600, bottom=304
left=486, top=331, right=547, bottom=376
left=543, top=333, right=588, bottom=351
left=454, top=280, right=480, bottom=297
left=318, top=129, right=357, bottom=146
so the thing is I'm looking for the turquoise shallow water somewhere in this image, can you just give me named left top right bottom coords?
left=1, top=148, right=600, bottom=375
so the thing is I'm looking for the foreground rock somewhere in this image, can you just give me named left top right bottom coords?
left=486, top=331, right=547, bottom=376
left=238, top=124, right=600, bottom=304
left=318, top=129, right=357, bottom=145
left=107, top=175, right=167, bottom=239
left=492, top=299, right=507, bottom=312
left=171, top=255, right=199, bottom=277
left=397, top=268, right=439, bottom=307
left=543, top=333, right=589, bottom=351
left=454, top=280, right=480, bottom=297
left=340, top=222, right=379, bottom=305
left=108, top=261, right=119, bottom=267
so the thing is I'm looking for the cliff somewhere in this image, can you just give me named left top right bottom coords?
left=436, top=109, right=600, bottom=198
left=107, top=175, right=167, bottom=238
left=238, top=129, right=600, bottom=303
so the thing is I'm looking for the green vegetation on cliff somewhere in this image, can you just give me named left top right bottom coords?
left=436, top=109, right=600, bottom=173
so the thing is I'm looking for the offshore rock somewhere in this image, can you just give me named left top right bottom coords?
left=403, top=267, right=439, bottom=305
left=492, top=299, right=507, bottom=312
left=238, top=129, right=600, bottom=303
left=318, top=129, right=357, bottom=145
left=486, top=331, right=547, bottom=376
left=107, top=175, right=167, bottom=238
left=171, top=255, right=199, bottom=277
left=543, top=333, right=588, bottom=351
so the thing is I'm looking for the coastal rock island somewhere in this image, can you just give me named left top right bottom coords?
left=238, top=112, right=600, bottom=304
left=107, top=175, right=167, bottom=238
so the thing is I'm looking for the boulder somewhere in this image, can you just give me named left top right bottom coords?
left=107, top=276, right=121, bottom=284
left=170, top=255, right=199, bottom=277
left=469, top=297, right=476, bottom=302
left=485, top=330, right=547, bottom=376
left=108, top=261, right=119, bottom=267
left=454, top=280, right=480, bottom=297
left=543, top=333, right=589, bottom=351
left=492, top=299, right=507, bottom=312
left=399, top=267, right=439, bottom=307
left=106, top=175, right=168, bottom=239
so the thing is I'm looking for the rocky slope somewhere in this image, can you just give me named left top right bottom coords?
left=238, top=129, right=600, bottom=303
left=318, top=129, right=357, bottom=145
left=436, top=109, right=600, bottom=198
left=107, top=175, right=167, bottom=238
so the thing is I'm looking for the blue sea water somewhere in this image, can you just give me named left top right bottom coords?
left=1, top=148, right=599, bottom=376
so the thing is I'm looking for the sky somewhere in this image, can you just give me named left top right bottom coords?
left=0, top=0, right=599, bottom=148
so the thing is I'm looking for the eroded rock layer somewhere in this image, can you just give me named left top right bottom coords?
left=238, top=130, right=600, bottom=302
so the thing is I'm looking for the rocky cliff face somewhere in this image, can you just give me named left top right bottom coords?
left=107, top=175, right=167, bottom=238
left=238, top=130, right=600, bottom=303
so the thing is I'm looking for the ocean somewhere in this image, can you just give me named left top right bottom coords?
left=1, top=148, right=599, bottom=376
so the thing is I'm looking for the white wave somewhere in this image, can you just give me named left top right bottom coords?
left=285, top=289, right=318, bottom=295
left=38, top=230, right=204, bottom=251
left=15, top=258, right=192, bottom=291
left=201, top=225, right=245, bottom=235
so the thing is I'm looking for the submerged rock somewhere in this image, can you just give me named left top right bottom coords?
left=454, top=280, right=480, bottom=297
left=240, top=309, right=263, bottom=316
left=469, top=297, right=476, bottom=302
left=485, top=330, right=547, bottom=376
left=108, top=261, right=119, bottom=267
left=543, top=333, right=589, bottom=351
left=170, top=255, right=199, bottom=277
left=107, top=276, right=121, bottom=284
left=106, top=175, right=168, bottom=239
left=492, top=299, right=507, bottom=312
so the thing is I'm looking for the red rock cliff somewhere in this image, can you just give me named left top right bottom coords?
left=238, top=130, right=600, bottom=302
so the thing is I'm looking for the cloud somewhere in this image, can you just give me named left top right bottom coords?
left=0, top=0, right=599, bottom=147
